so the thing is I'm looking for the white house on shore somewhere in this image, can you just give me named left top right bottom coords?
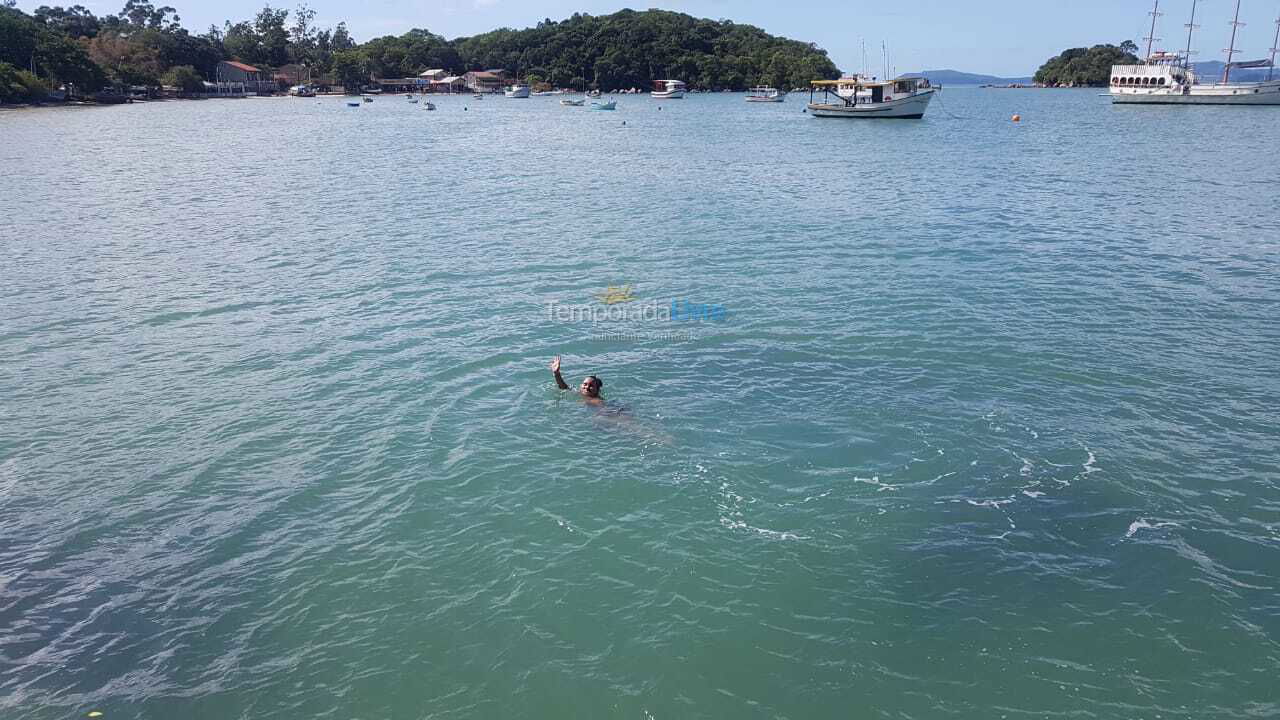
left=215, top=60, right=272, bottom=94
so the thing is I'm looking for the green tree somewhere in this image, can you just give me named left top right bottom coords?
left=0, top=60, right=49, bottom=101
left=161, top=62, right=201, bottom=90
left=1034, top=43, right=1139, bottom=86
left=330, top=47, right=365, bottom=90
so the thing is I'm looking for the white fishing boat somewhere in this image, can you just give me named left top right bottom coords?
left=590, top=100, right=617, bottom=110
left=651, top=79, right=686, bottom=99
left=806, top=76, right=935, bottom=119
left=560, top=98, right=585, bottom=106
left=1110, top=0, right=1280, bottom=105
left=504, top=83, right=530, bottom=98
left=746, top=86, right=785, bottom=102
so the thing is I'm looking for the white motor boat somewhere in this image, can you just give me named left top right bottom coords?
left=504, top=84, right=530, bottom=98
left=746, top=86, right=785, bottom=102
left=651, top=79, right=686, bottom=99
left=806, top=76, right=935, bottom=119
left=424, top=101, right=436, bottom=110
left=1109, top=1, right=1280, bottom=106
left=560, top=98, right=585, bottom=106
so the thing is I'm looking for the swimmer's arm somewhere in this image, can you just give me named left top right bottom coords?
left=550, top=355, right=569, bottom=390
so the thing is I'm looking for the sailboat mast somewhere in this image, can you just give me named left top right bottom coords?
left=1183, top=0, right=1199, bottom=68
left=1223, top=0, right=1243, bottom=82
left=1145, top=0, right=1162, bottom=60
left=882, top=41, right=887, bottom=81
left=1269, top=12, right=1280, bottom=82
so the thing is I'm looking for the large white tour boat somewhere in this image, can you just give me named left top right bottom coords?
left=806, top=76, right=935, bottom=119
left=651, top=80, right=686, bottom=99
left=504, top=83, right=531, bottom=98
left=1110, top=0, right=1280, bottom=105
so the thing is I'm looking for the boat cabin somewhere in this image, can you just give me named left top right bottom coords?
left=811, top=76, right=932, bottom=105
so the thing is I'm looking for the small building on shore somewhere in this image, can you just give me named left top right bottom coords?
left=216, top=61, right=272, bottom=94
left=464, top=70, right=503, bottom=93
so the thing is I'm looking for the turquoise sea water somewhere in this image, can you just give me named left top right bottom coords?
left=2, top=89, right=1279, bottom=719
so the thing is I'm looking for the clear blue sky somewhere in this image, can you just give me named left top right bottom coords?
left=33, top=0, right=1280, bottom=77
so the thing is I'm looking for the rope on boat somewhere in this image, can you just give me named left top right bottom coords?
left=932, top=88, right=968, bottom=120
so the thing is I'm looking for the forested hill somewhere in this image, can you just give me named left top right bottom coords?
left=1, top=2, right=841, bottom=101
left=445, top=9, right=840, bottom=90
left=356, top=9, right=841, bottom=91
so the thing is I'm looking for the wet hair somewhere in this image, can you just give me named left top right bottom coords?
left=585, top=375, right=603, bottom=390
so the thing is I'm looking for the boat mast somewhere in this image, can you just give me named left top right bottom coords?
left=1269, top=12, right=1280, bottom=82
left=1183, top=0, right=1199, bottom=69
left=1223, top=0, right=1244, bottom=82
left=1145, top=0, right=1163, bottom=60
left=881, top=41, right=888, bottom=81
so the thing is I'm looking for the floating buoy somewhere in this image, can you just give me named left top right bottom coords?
left=87, top=713, right=103, bottom=718
left=1012, top=114, right=1021, bottom=122
left=621, top=120, right=626, bottom=125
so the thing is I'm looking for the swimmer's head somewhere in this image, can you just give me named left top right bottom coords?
left=580, top=375, right=603, bottom=398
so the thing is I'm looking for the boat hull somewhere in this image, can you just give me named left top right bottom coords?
left=651, top=91, right=684, bottom=99
left=504, top=87, right=530, bottom=98
left=807, top=91, right=933, bottom=119
left=1110, top=80, right=1280, bottom=105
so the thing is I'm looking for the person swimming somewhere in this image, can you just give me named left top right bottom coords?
left=550, top=356, right=603, bottom=404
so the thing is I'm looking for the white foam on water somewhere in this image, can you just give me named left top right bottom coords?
left=1125, top=518, right=1179, bottom=538
left=1022, top=490, right=1046, bottom=498
left=720, top=517, right=809, bottom=541
left=1081, top=447, right=1100, bottom=475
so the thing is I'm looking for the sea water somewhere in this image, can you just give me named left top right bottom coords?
left=1, top=89, right=1278, bottom=718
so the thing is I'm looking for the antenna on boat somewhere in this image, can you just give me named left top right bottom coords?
left=1223, top=0, right=1244, bottom=82
left=882, top=41, right=888, bottom=81
left=1144, top=0, right=1163, bottom=60
left=1269, top=11, right=1280, bottom=82
left=1183, top=0, right=1200, bottom=68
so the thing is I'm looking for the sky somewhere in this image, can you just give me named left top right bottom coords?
left=27, top=0, right=1280, bottom=77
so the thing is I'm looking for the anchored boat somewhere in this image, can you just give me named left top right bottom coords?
left=806, top=76, right=935, bottom=119
left=746, top=86, right=785, bottom=102
left=651, top=80, right=686, bottom=99
left=1110, top=0, right=1280, bottom=105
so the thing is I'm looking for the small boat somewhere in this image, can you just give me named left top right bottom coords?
left=746, top=85, right=785, bottom=102
left=560, top=98, right=585, bottom=106
left=424, top=101, right=436, bottom=110
left=362, top=96, right=373, bottom=103
left=806, top=76, right=935, bottom=119
left=473, top=93, right=483, bottom=99
left=504, top=84, right=530, bottom=98
left=590, top=100, right=617, bottom=110
left=651, top=79, right=686, bottom=99
left=587, top=89, right=601, bottom=98
left=407, top=96, right=418, bottom=103
left=346, top=101, right=361, bottom=107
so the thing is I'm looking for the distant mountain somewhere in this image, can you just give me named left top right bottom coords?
left=911, top=69, right=1034, bottom=85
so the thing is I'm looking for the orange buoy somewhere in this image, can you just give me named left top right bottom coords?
left=1012, top=114, right=1021, bottom=122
